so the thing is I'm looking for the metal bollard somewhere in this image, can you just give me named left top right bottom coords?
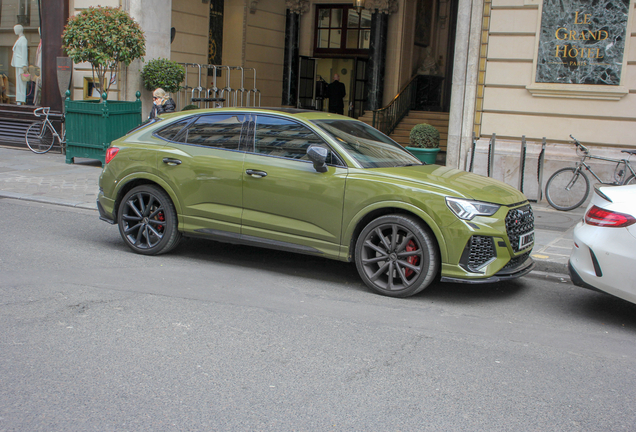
left=487, top=133, right=496, bottom=178
left=518, top=135, right=527, bottom=192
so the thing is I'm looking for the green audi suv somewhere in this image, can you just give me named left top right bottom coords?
left=97, top=108, right=534, bottom=297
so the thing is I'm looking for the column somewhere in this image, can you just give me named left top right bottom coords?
left=364, top=12, right=388, bottom=111
left=126, top=0, right=172, bottom=112
left=446, top=0, right=484, bottom=169
left=281, top=10, right=300, bottom=107
left=364, top=0, right=397, bottom=111
left=41, top=0, right=69, bottom=112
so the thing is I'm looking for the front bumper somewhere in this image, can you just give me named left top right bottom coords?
left=441, top=255, right=534, bottom=284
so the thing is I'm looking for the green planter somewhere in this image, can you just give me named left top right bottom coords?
left=406, top=146, right=440, bottom=164
left=65, top=92, right=142, bottom=165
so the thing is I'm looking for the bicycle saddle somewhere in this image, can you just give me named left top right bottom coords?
left=621, top=149, right=636, bottom=155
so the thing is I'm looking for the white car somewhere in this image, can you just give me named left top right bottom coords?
left=569, top=184, right=636, bottom=304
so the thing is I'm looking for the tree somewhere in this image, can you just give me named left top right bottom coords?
left=62, top=7, right=146, bottom=99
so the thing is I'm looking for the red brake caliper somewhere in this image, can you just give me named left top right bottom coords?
left=157, top=211, right=165, bottom=232
left=404, top=240, right=419, bottom=278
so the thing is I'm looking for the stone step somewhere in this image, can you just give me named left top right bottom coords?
left=404, top=112, right=449, bottom=120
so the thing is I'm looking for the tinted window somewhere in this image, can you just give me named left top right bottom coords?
left=155, top=119, right=188, bottom=141
left=253, top=116, right=338, bottom=164
left=183, top=114, right=245, bottom=150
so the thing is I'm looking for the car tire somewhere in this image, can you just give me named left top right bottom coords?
left=355, top=214, right=439, bottom=298
left=117, top=185, right=181, bottom=255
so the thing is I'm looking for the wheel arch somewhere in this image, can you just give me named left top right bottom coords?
left=112, top=174, right=182, bottom=225
left=345, top=203, right=447, bottom=264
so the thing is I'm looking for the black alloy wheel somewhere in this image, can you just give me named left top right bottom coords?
left=355, top=214, right=439, bottom=297
left=117, top=185, right=181, bottom=255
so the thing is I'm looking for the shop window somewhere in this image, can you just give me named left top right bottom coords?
left=314, top=5, right=371, bottom=56
left=0, top=0, right=41, bottom=105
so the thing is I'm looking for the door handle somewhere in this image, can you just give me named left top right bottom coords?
left=246, top=169, right=267, bottom=178
left=163, top=158, right=182, bottom=166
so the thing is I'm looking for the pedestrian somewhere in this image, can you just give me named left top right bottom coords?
left=326, top=73, right=346, bottom=115
left=149, top=88, right=176, bottom=119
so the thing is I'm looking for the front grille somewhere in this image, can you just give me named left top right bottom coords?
left=505, top=204, right=534, bottom=252
left=463, top=235, right=496, bottom=272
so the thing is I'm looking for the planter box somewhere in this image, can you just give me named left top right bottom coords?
left=65, top=93, right=142, bottom=165
left=406, top=146, right=440, bottom=164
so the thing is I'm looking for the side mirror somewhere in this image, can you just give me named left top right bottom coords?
left=307, top=145, right=329, bottom=173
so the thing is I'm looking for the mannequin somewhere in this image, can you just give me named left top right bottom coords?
left=11, top=24, right=28, bottom=105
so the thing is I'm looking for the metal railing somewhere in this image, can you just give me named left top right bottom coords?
left=177, top=63, right=261, bottom=110
left=372, top=74, right=418, bottom=136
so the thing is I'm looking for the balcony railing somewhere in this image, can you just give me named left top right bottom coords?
left=372, top=74, right=418, bottom=136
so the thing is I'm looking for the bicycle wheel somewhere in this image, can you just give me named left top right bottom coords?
left=25, top=121, right=55, bottom=154
left=624, top=175, right=636, bottom=185
left=545, top=167, right=590, bottom=211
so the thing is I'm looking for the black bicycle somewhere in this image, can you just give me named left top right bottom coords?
left=545, top=135, right=636, bottom=211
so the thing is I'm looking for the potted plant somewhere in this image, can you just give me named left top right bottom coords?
left=141, top=58, right=185, bottom=94
left=61, top=6, right=146, bottom=165
left=406, top=123, right=440, bottom=164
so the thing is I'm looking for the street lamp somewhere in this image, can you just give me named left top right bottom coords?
left=353, top=0, right=364, bottom=13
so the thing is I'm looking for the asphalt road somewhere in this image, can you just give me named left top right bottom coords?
left=1, top=198, right=636, bottom=431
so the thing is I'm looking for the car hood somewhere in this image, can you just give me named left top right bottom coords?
left=371, top=164, right=528, bottom=205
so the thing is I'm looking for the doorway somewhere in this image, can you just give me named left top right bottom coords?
left=306, top=57, right=367, bottom=118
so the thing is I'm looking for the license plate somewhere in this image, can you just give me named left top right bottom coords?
left=519, top=231, right=534, bottom=248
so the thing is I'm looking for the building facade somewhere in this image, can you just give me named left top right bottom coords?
left=1, top=0, right=634, bottom=195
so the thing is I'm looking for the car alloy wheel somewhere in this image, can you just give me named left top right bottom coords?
left=118, top=185, right=181, bottom=255
left=355, top=214, right=439, bottom=297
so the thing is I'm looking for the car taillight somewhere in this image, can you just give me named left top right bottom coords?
left=105, top=147, right=119, bottom=164
left=584, top=205, right=636, bottom=227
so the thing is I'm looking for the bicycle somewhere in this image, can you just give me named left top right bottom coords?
left=25, top=107, right=66, bottom=154
left=545, top=135, right=636, bottom=211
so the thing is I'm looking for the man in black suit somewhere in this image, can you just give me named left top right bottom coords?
left=326, top=73, right=346, bottom=115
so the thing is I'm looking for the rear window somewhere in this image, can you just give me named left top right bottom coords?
left=127, top=118, right=161, bottom=135
left=155, top=119, right=190, bottom=142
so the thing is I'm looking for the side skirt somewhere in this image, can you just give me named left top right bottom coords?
left=191, top=228, right=324, bottom=256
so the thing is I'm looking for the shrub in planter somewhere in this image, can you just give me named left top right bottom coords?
left=62, top=6, right=146, bottom=99
left=181, top=104, right=200, bottom=111
left=407, top=123, right=440, bottom=164
left=142, top=58, right=185, bottom=94
left=408, top=123, right=440, bottom=149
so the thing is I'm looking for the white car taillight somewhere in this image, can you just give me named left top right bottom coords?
left=585, top=205, right=636, bottom=227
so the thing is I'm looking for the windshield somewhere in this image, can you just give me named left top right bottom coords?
left=312, top=119, right=422, bottom=168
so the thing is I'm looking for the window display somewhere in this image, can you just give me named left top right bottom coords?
left=0, top=0, right=41, bottom=105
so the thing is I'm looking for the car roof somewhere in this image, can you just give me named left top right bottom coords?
left=161, top=107, right=356, bottom=122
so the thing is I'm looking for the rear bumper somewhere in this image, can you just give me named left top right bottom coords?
left=568, top=261, right=602, bottom=293
left=97, top=196, right=116, bottom=225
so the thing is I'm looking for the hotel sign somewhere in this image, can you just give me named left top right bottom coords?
left=535, top=0, right=630, bottom=86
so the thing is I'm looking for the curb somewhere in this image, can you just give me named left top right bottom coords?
left=0, top=192, right=97, bottom=211
left=531, top=259, right=568, bottom=276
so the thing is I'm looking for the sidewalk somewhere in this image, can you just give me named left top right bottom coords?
left=0, top=146, right=581, bottom=276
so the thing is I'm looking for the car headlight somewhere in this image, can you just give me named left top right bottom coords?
left=446, top=197, right=500, bottom=221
